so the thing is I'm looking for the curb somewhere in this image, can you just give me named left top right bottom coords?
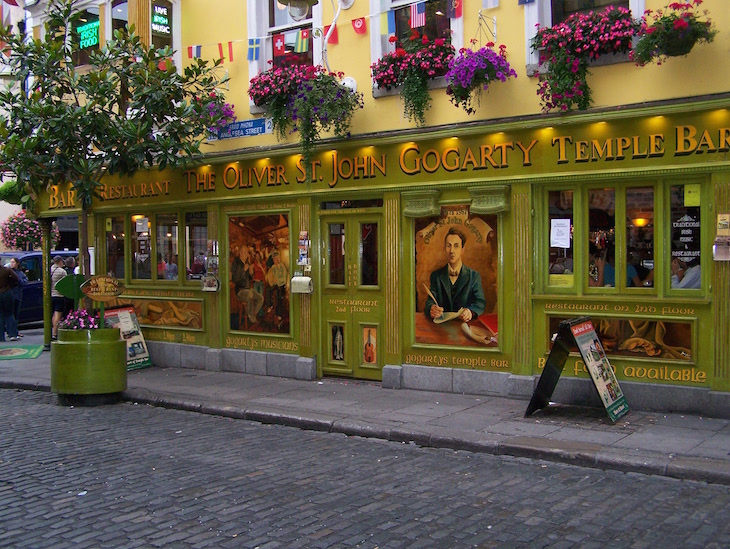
left=122, top=388, right=730, bottom=486
left=2, top=381, right=728, bottom=486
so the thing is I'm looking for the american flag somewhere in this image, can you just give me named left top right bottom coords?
left=411, top=2, right=426, bottom=28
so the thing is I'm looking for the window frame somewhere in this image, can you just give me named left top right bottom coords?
left=247, top=0, right=323, bottom=107
left=106, top=209, right=208, bottom=285
left=369, top=0, right=463, bottom=72
left=539, top=178, right=707, bottom=297
left=524, top=0, right=644, bottom=70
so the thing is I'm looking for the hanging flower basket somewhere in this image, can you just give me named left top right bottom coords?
left=531, top=6, right=638, bottom=112
left=248, top=63, right=363, bottom=180
left=0, top=209, right=60, bottom=251
left=445, top=42, right=517, bottom=115
left=631, top=1, right=717, bottom=66
left=371, top=33, right=455, bottom=126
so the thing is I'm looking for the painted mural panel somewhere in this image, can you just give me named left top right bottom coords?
left=415, top=206, right=499, bottom=347
left=548, top=316, right=692, bottom=361
left=228, top=214, right=290, bottom=334
left=105, top=297, right=203, bottom=329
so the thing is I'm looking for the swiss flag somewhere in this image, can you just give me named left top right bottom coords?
left=273, top=33, right=286, bottom=57
left=351, top=17, right=367, bottom=35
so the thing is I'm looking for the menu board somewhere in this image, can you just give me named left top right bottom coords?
left=104, top=306, right=152, bottom=371
left=526, top=317, right=629, bottom=422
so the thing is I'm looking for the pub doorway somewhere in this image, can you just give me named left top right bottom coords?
left=319, top=200, right=384, bottom=380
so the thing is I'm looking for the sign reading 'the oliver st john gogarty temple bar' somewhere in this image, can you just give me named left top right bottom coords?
left=44, top=118, right=730, bottom=209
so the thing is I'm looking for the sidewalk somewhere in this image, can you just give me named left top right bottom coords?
left=2, top=328, right=729, bottom=485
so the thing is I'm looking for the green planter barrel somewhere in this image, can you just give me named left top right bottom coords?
left=51, top=328, right=127, bottom=406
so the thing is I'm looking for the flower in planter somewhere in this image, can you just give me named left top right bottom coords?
left=532, top=6, right=639, bottom=112
left=248, top=63, right=363, bottom=181
left=0, top=209, right=60, bottom=251
left=59, top=309, right=101, bottom=331
left=445, top=41, right=518, bottom=115
left=371, top=33, right=455, bottom=127
left=631, top=0, right=717, bottom=66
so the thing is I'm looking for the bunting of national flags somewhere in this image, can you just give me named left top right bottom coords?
left=189, top=0, right=488, bottom=64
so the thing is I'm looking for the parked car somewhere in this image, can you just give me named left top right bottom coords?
left=0, top=250, right=79, bottom=326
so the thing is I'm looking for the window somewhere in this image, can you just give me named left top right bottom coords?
left=71, top=9, right=100, bottom=66
left=373, top=0, right=462, bottom=64
left=111, top=1, right=128, bottom=35
left=156, top=213, right=178, bottom=281
left=391, top=0, right=451, bottom=48
left=550, top=0, right=628, bottom=25
left=185, top=212, right=208, bottom=280
left=524, top=1, right=644, bottom=67
left=151, top=0, right=173, bottom=50
left=106, top=216, right=126, bottom=279
left=268, top=0, right=313, bottom=68
left=544, top=181, right=705, bottom=292
left=132, top=214, right=151, bottom=280
left=247, top=1, right=322, bottom=100
left=112, top=211, right=207, bottom=283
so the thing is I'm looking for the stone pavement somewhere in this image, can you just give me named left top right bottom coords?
left=1, top=328, right=729, bottom=485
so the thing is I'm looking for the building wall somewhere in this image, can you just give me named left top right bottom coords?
left=26, top=0, right=730, bottom=416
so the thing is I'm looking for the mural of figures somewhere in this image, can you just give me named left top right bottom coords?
left=415, top=206, right=499, bottom=347
left=229, top=214, right=290, bottom=334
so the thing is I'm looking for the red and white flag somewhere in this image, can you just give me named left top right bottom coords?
left=351, top=17, right=367, bottom=35
left=273, top=33, right=286, bottom=57
left=411, top=2, right=426, bottom=28
left=324, top=23, right=338, bottom=45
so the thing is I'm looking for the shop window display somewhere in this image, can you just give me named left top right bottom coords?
left=228, top=214, right=290, bottom=334
left=415, top=206, right=499, bottom=348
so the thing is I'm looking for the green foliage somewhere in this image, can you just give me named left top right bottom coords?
left=0, top=0, right=230, bottom=213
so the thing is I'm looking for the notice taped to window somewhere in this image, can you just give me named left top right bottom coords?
left=105, top=306, right=152, bottom=370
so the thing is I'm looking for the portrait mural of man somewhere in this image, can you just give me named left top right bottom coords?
left=228, top=214, right=290, bottom=334
left=415, top=207, right=499, bottom=347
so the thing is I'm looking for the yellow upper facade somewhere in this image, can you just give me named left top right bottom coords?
left=26, top=0, right=730, bottom=153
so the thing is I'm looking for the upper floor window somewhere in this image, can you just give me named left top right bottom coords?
left=269, top=0, right=313, bottom=68
left=551, top=0, right=629, bottom=25
left=111, top=0, right=128, bottom=35
left=71, top=8, right=100, bottom=66
left=525, top=0, right=643, bottom=66
left=375, top=0, right=461, bottom=60
left=151, top=0, right=173, bottom=51
left=391, top=0, right=450, bottom=47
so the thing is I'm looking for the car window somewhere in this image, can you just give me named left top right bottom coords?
left=21, top=258, right=41, bottom=282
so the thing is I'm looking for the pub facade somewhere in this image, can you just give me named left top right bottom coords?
left=29, top=0, right=730, bottom=417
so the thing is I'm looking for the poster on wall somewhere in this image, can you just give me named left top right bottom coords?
left=228, top=214, right=290, bottom=334
left=104, top=306, right=152, bottom=370
left=415, top=206, right=499, bottom=348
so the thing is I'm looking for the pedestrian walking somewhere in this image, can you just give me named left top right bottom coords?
left=0, top=263, right=20, bottom=342
left=51, top=256, right=66, bottom=341
left=9, top=257, right=27, bottom=339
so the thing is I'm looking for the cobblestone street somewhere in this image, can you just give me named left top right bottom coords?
left=1, top=390, right=729, bottom=548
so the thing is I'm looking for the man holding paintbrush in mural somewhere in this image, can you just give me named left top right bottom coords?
left=424, top=228, right=486, bottom=323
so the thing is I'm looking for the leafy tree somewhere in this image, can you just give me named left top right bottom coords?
left=0, top=0, right=230, bottom=279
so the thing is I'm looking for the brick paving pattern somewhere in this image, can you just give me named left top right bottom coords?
left=1, top=390, right=729, bottom=548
